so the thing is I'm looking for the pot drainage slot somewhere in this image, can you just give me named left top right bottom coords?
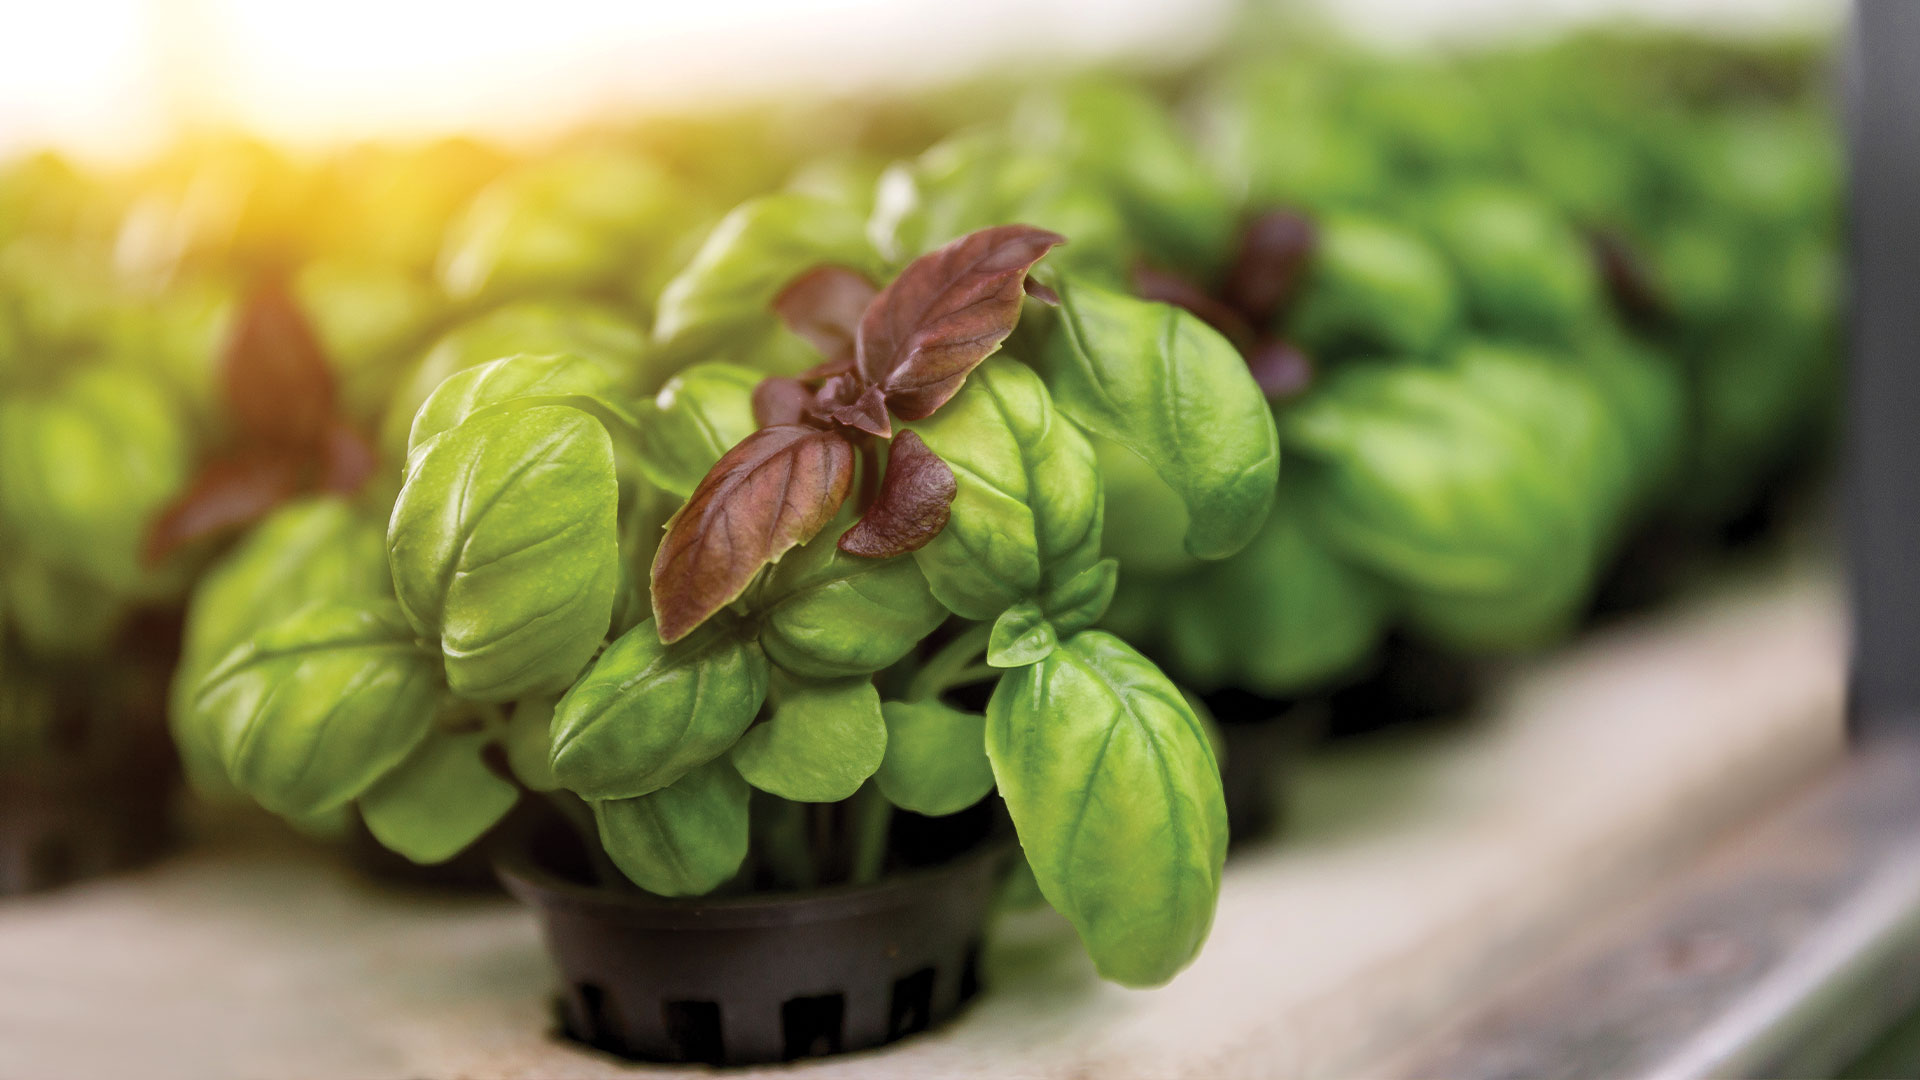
left=888, top=968, right=936, bottom=1039
left=661, top=1000, right=723, bottom=1064
left=781, top=993, right=845, bottom=1060
left=570, top=982, right=614, bottom=1045
left=958, top=942, right=982, bottom=1002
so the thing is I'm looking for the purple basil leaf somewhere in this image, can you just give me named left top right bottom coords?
left=1245, top=337, right=1314, bottom=402
left=753, top=377, right=816, bottom=428
left=856, top=224, right=1065, bottom=421
left=1132, top=263, right=1255, bottom=352
left=839, top=430, right=957, bottom=558
left=1223, top=210, right=1316, bottom=325
left=772, top=265, right=878, bottom=367
left=651, top=424, right=856, bottom=643
left=144, top=451, right=308, bottom=563
left=223, top=278, right=340, bottom=452
left=811, top=374, right=891, bottom=438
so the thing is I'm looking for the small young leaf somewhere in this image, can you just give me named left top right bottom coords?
left=1041, top=557, right=1119, bottom=637
left=771, top=265, right=877, bottom=366
left=840, top=430, right=957, bottom=558
left=856, top=224, right=1064, bottom=420
left=813, top=375, right=892, bottom=437
left=987, top=601, right=1057, bottom=668
left=503, top=697, right=561, bottom=792
left=651, top=424, right=855, bottom=643
left=756, top=521, right=949, bottom=680
left=359, top=729, right=519, bottom=864
left=550, top=618, right=769, bottom=800
left=986, top=631, right=1227, bottom=987
left=875, top=699, right=994, bottom=816
left=730, top=676, right=886, bottom=803
left=752, top=376, right=815, bottom=428
left=222, top=278, right=337, bottom=451
left=196, top=601, right=441, bottom=819
left=594, top=757, right=750, bottom=896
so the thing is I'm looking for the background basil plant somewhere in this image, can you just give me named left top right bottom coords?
left=178, top=217, right=1279, bottom=989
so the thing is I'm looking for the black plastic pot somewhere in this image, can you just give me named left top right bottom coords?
left=496, top=815, right=1014, bottom=1066
left=0, top=618, right=181, bottom=894
left=1204, top=691, right=1325, bottom=848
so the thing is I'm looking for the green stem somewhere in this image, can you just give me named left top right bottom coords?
left=907, top=622, right=993, bottom=702
left=849, top=785, right=893, bottom=885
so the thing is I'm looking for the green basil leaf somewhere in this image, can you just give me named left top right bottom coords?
left=550, top=618, right=769, bottom=800
left=407, top=352, right=621, bottom=456
left=1422, top=184, right=1602, bottom=343
left=386, top=298, right=645, bottom=455
left=196, top=601, right=441, bottom=819
left=986, top=630, right=1227, bottom=987
left=875, top=699, right=994, bottom=817
left=172, top=497, right=390, bottom=794
left=907, top=357, right=1102, bottom=621
left=871, top=130, right=1133, bottom=282
left=1152, top=483, right=1390, bottom=696
left=389, top=405, right=620, bottom=702
left=755, top=520, right=948, bottom=680
left=632, top=362, right=761, bottom=497
left=729, top=675, right=885, bottom=803
left=358, top=728, right=519, bottom=864
left=1042, top=557, right=1118, bottom=637
left=1040, top=279, right=1279, bottom=561
left=1009, top=79, right=1236, bottom=274
left=1283, top=362, right=1595, bottom=651
left=1289, top=214, right=1460, bottom=360
left=296, top=258, right=442, bottom=425
left=0, top=365, right=189, bottom=592
left=437, top=146, right=693, bottom=304
left=1, top=553, right=122, bottom=659
left=651, top=192, right=883, bottom=376
left=503, top=697, right=560, bottom=792
left=593, top=757, right=749, bottom=896
left=987, top=601, right=1057, bottom=668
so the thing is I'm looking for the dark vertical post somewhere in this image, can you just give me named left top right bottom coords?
left=1847, top=1, right=1920, bottom=735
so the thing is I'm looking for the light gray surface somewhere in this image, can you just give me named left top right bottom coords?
left=0, top=570, right=1846, bottom=1080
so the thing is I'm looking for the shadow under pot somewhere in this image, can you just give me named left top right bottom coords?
left=495, top=816, right=1014, bottom=1066
left=0, top=676, right=177, bottom=895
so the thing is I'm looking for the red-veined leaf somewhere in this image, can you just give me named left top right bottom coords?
left=143, top=452, right=307, bottom=563
left=1223, top=210, right=1316, bottom=325
left=838, top=430, right=957, bottom=558
left=856, top=224, right=1064, bottom=421
left=773, top=265, right=878, bottom=367
left=223, top=278, right=338, bottom=451
left=651, top=424, right=855, bottom=643
left=753, top=377, right=815, bottom=428
left=1132, top=264, right=1254, bottom=351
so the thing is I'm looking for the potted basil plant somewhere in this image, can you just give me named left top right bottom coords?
left=180, top=222, right=1278, bottom=1063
